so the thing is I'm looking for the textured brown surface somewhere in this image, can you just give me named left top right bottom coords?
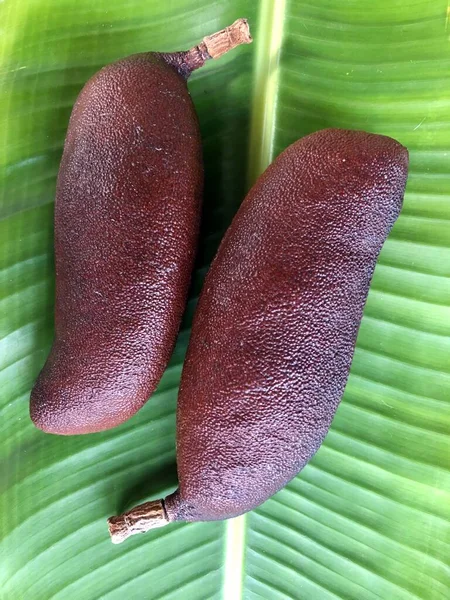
left=165, top=129, right=409, bottom=522
left=30, top=53, right=203, bottom=434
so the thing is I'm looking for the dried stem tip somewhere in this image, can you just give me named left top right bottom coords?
left=108, top=499, right=168, bottom=544
left=200, top=18, right=252, bottom=59
left=184, top=18, right=252, bottom=71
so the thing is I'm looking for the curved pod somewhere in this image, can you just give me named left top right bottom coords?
left=109, top=128, right=409, bottom=542
left=30, top=20, right=252, bottom=435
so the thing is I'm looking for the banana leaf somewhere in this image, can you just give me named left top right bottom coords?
left=0, top=1, right=449, bottom=598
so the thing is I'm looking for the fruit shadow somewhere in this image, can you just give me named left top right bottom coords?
left=115, top=462, right=179, bottom=514
left=180, top=58, right=255, bottom=330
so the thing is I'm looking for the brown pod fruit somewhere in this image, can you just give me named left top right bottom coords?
left=108, top=129, right=409, bottom=543
left=30, top=20, right=252, bottom=435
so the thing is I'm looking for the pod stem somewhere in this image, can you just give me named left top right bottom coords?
left=183, top=18, right=252, bottom=73
left=108, top=499, right=169, bottom=544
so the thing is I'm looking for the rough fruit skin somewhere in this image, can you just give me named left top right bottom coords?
left=165, top=129, right=408, bottom=522
left=30, top=53, right=203, bottom=435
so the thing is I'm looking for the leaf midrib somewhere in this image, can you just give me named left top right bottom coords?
left=221, top=0, right=287, bottom=598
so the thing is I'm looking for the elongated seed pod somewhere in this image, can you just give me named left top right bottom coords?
left=108, top=129, right=409, bottom=542
left=30, top=20, right=252, bottom=435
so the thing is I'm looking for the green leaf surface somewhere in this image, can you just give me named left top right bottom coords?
left=1, top=1, right=449, bottom=599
